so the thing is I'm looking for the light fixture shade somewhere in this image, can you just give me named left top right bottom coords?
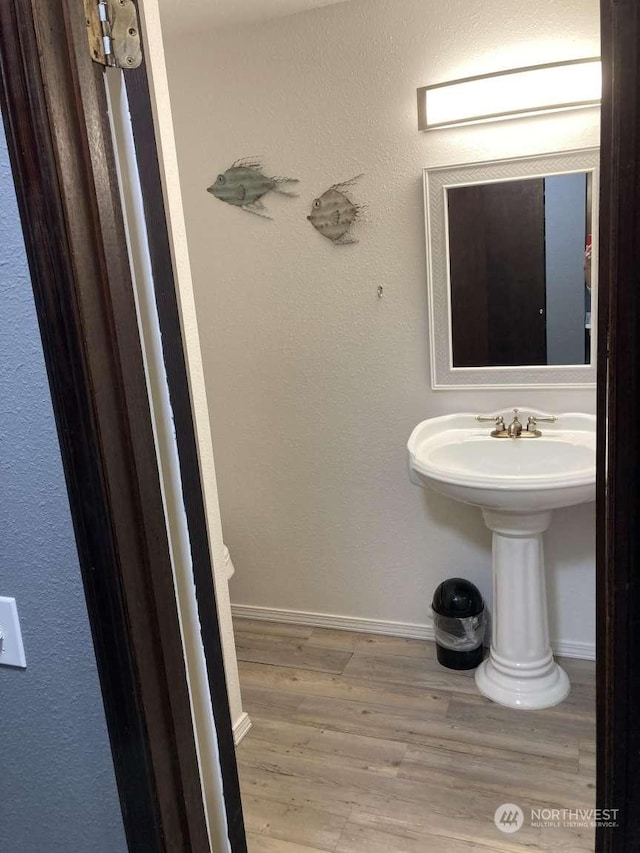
left=417, top=58, right=601, bottom=130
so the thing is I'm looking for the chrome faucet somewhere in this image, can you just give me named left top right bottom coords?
left=476, top=409, right=557, bottom=438
left=507, top=409, right=523, bottom=437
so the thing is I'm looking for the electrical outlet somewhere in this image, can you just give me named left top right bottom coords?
left=0, top=597, right=26, bottom=668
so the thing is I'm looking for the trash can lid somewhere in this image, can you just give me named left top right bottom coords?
left=432, top=577, right=483, bottom=618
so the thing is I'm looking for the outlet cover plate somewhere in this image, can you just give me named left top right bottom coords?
left=0, top=597, right=26, bottom=668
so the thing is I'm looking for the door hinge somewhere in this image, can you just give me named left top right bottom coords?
left=84, top=0, right=142, bottom=69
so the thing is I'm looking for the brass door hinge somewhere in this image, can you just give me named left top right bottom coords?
left=84, top=0, right=142, bottom=69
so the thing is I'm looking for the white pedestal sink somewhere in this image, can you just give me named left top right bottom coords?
left=408, top=410, right=596, bottom=710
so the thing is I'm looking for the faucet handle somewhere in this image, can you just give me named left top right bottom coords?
left=527, top=412, right=557, bottom=423
left=526, top=412, right=557, bottom=434
left=476, top=413, right=504, bottom=423
left=476, top=413, right=506, bottom=434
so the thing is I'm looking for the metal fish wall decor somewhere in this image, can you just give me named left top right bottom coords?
left=307, top=174, right=364, bottom=245
left=206, top=157, right=299, bottom=219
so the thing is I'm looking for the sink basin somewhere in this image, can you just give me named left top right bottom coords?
left=408, top=410, right=596, bottom=710
left=408, top=412, right=596, bottom=512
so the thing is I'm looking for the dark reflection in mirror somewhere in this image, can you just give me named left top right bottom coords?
left=447, top=173, right=592, bottom=368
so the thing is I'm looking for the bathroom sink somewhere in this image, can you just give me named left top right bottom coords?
left=408, top=412, right=596, bottom=512
left=407, top=409, right=596, bottom=710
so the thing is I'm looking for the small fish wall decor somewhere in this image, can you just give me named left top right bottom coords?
left=307, top=174, right=364, bottom=245
left=206, top=157, right=299, bottom=219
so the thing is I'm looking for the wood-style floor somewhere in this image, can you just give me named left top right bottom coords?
left=233, top=618, right=596, bottom=853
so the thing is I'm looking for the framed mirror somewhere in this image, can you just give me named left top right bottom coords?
left=424, top=148, right=599, bottom=389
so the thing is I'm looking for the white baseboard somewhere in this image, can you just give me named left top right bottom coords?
left=232, top=711, right=252, bottom=745
left=231, top=603, right=595, bottom=661
left=551, top=640, right=596, bottom=661
left=232, top=603, right=435, bottom=640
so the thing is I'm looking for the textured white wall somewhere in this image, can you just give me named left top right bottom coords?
left=159, top=0, right=349, bottom=37
left=163, top=0, right=599, bottom=653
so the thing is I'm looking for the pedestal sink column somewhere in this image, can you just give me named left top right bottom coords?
left=475, top=508, right=570, bottom=710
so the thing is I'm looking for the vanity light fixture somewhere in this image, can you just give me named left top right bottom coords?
left=417, top=58, right=601, bottom=130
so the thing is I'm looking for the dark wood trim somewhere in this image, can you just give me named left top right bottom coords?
left=597, top=1, right=640, bottom=850
left=0, top=1, right=210, bottom=849
left=7, top=0, right=640, bottom=851
left=123, top=56, right=247, bottom=853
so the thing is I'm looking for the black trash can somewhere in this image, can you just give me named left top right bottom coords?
left=432, top=578, right=485, bottom=670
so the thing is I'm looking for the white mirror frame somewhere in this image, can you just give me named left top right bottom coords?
left=423, top=148, right=599, bottom=390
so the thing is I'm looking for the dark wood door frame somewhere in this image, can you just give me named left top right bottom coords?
left=123, top=43, right=247, bottom=853
left=0, top=0, right=244, bottom=850
left=597, top=1, right=640, bottom=851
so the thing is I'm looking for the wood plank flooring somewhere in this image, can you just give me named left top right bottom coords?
left=233, top=619, right=596, bottom=853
